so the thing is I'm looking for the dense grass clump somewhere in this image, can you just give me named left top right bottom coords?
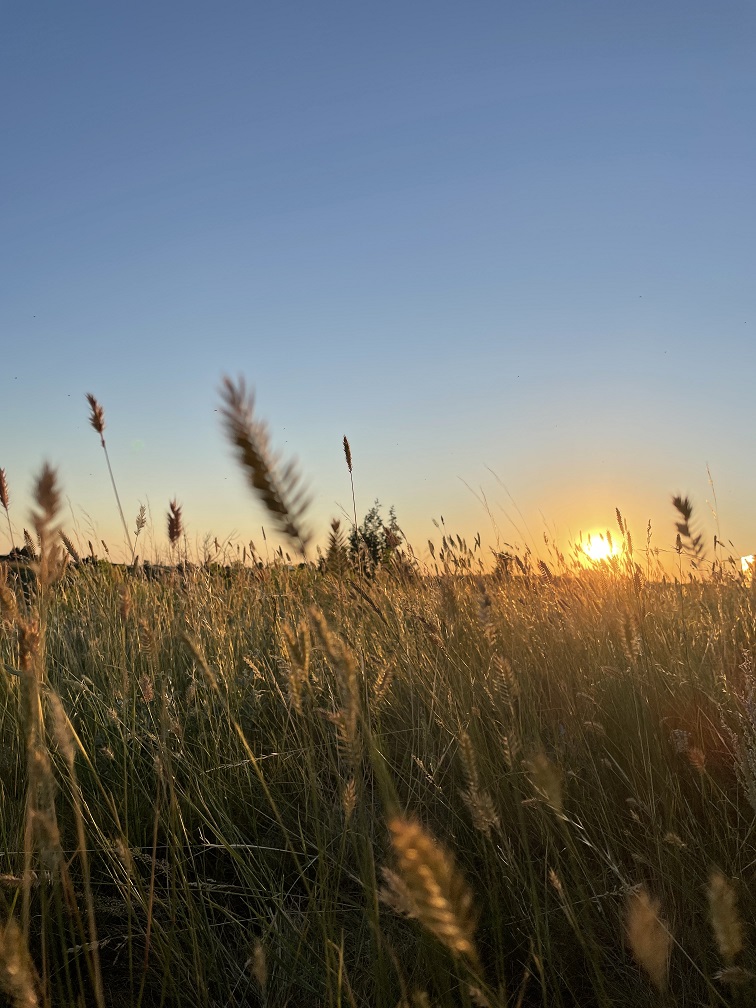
left=2, top=546, right=756, bottom=1007
left=1, top=386, right=755, bottom=1006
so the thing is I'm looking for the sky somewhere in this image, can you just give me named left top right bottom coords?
left=2, top=1, right=754, bottom=569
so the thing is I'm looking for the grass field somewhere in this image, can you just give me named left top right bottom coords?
left=1, top=390, right=755, bottom=1006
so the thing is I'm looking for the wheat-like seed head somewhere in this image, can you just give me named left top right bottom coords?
left=247, top=939, right=267, bottom=992
left=387, top=817, right=480, bottom=968
left=167, top=499, right=183, bottom=546
left=85, top=393, right=105, bottom=442
left=32, top=464, right=60, bottom=531
left=0, top=577, right=18, bottom=624
left=134, top=504, right=147, bottom=537
left=59, top=532, right=80, bottom=563
left=625, top=885, right=672, bottom=993
left=0, top=916, right=39, bottom=1008
left=31, top=464, right=64, bottom=588
left=0, top=469, right=9, bottom=512
left=219, top=376, right=311, bottom=554
left=343, top=436, right=352, bottom=473
left=46, top=692, right=75, bottom=767
left=527, top=751, right=563, bottom=815
left=708, top=870, right=743, bottom=965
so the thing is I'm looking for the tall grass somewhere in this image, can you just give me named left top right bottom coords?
left=0, top=384, right=755, bottom=1006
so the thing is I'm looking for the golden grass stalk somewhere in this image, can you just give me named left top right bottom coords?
left=0, top=468, right=9, bottom=512
left=85, top=394, right=135, bottom=561
left=59, top=531, right=80, bottom=563
left=219, top=376, right=311, bottom=555
left=343, top=435, right=358, bottom=533
left=708, top=870, right=743, bottom=965
left=0, top=468, right=15, bottom=551
left=386, top=817, right=480, bottom=970
left=280, top=618, right=311, bottom=714
left=309, top=607, right=360, bottom=759
left=625, top=885, right=672, bottom=993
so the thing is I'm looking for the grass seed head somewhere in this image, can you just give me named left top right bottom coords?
left=387, top=817, right=480, bottom=968
left=0, top=469, right=9, bottom=512
left=167, top=499, right=183, bottom=546
left=0, top=916, right=39, bottom=1008
left=625, top=885, right=672, bottom=993
left=708, top=870, right=743, bottom=964
left=85, top=393, right=106, bottom=440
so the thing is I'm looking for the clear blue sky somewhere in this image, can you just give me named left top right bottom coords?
left=2, top=2, right=754, bottom=566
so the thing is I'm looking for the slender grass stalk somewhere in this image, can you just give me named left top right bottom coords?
left=0, top=468, right=15, bottom=552
left=343, top=436, right=357, bottom=532
left=85, top=394, right=135, bottom=562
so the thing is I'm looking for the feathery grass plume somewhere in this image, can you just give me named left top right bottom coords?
left=324, top=518, right=349, bottom=575
left=310, top=607, right=360, bottom=758
left=46, top=692, right=75, bottom=767
left=625, top=885, right=672, bottom=993
left=280, top=618, right=311, bottom=714
left=137, top=619, right=157, bottom=663
left=342, top=776, right=357, bottom=823
left=0, top=916, right=39, bottom=1008
left=0, top=468, right=15, bottom=551
left=134, top=503, right=147, bottom=539
left=31, top=464, right=65, bottom=591
left=457, top=728, right=501, bottom=835
left=22, top=530, right=37, bottom=562
left=247, top=939, right=267, bottom=992
left=379, top=866, right=421, bottom=919
left=219, top=376, right=311, bottom=555
left=0, top=573, right=17, bottom=624
left=371, top=662, right=395, bottom=707
left=671, top=494, right=705, bottom=563
left=527, top=751, right=563, bottom=816
left=85, top=393, right=135, bottom=561
left=713, top=966, right=755, bottom=988
left=343, top=435, right=352, bottom=473
left=708, top=870, right=743, bottom=965
left=343, top=435, right=358, bottom=533
left=386, top=817, right=481, bottom=969
left=59, top=531, right=80, bottom=564
left=167, top=499, right=183, bottom=547
left=119, top=584, right=132, bottom=621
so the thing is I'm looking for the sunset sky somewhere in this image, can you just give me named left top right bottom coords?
left=2, top=2, right=754, bottom=569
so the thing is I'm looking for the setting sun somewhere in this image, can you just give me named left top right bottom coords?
left=580, top=533, right=622, bottom=563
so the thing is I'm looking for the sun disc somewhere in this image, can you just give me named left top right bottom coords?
left=581, top=534, right=620, bottom=563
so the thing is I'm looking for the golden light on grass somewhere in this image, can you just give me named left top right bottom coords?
left=741, top=555, right=754, bottom=576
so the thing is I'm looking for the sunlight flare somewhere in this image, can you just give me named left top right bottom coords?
left=580, top=533, right=622, bottom=563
